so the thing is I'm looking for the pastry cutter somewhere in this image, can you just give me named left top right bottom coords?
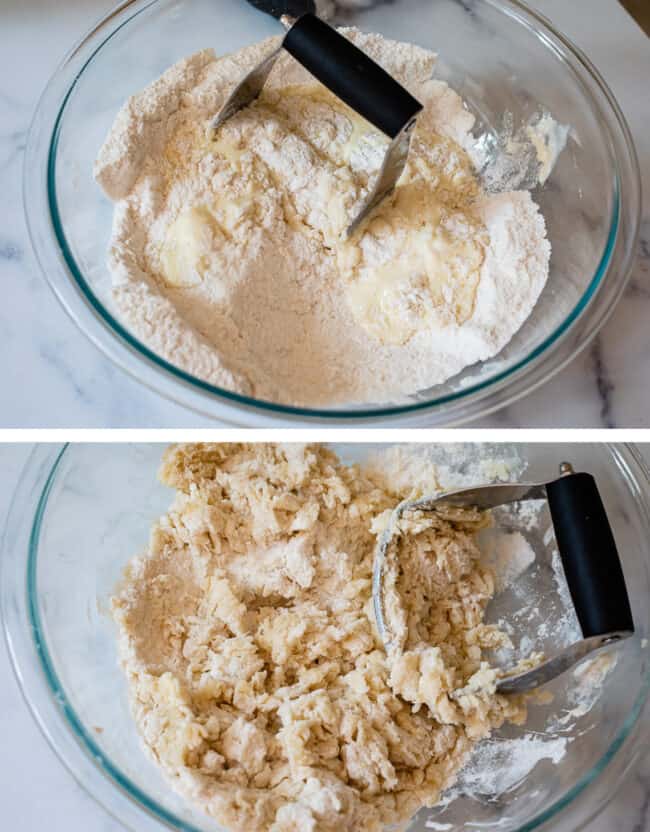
left=373, top=462, right=635, bottom=695
left=209, top=0, right=423, bottom=237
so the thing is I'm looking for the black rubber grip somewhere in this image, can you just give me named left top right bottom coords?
left=283, top=14, right=423, bottom=138
left=546, top=472, right=634, bottom=638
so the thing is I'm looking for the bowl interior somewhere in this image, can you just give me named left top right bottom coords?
left=49, top=0, right=619, bottom=416
left=29, top=443, right=650, bottom=831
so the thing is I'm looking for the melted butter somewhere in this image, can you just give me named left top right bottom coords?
left=160, top=206, right=221, bottom=288
left=341, top=140, right=487, bottom=345
left=525, top=114, right=569, bottom=185
left=160, top=189, right=263, bottom=288
left=345, top=212, right=486, bottom=344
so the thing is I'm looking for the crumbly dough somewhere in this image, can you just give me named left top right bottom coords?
left=113, top=444, right=529, bottom=831
left=95, top=32, right=550, bottom=407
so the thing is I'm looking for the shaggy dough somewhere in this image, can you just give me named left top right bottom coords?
left=113, top=445, right=528, bottom=831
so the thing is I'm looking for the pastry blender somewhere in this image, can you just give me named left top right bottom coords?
left=210, top=1, right=423, bottom=237
left=373, top=463, right=635, bottom=694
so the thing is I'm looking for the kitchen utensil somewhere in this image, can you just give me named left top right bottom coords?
left=210, top=2, right=423, bottom=237
left=373, top=462, right=635, bottom=694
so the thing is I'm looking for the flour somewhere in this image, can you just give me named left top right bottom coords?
left=480, top=530, right=536, bottom=594
left=445, top=734, right=569, bottom=799
left=95, top=31, right=551, bottom=407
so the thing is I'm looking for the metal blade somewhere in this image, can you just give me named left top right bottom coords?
left=496, top=632, right=631, bottom=694
left=422, top=482, right=547, bottom=511
left=209, top=47, right=283, bottom=137
left=346, top=119, right=418, bottom=239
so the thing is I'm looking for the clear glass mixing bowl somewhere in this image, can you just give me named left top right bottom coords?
left=2, top=443, right=650, bottom=831
left=24, top=0, right=640, bottom=425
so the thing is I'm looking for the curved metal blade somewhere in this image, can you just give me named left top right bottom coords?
left=496, top=632, right=632, bottom=694
left=372, top=481, right=548, bottom=649
left=209, top=46, right=283, bottom=137
left=346, top=118, right=419, bottom=239
left=409, top=482, right=547, bottom=512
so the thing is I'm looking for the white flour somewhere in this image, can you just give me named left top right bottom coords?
left=480, top=530, right=536, bottom=594
left=445, top=734, right=569, bottom=799
left=95, top=31, right=551, bottom=407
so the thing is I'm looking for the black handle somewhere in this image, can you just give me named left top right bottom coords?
left=546, top=471, right=634, bottom=639
left=283, top=14, right=423, bottom=138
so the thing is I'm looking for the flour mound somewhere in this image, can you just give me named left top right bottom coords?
left=112, top=444, right=529, bottom=832
left=96, top=32, right=550, bottom=407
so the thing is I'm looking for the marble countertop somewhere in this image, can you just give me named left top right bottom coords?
left=0, top=0, right=648, bottom=427
left=1, top=442, right=650, bottom=831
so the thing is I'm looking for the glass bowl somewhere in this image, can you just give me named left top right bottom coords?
left=24, top=0, right=641, bottom=425
left=3, top=443, right=650, bottom=831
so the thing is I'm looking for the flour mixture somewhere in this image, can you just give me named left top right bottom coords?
left=113, top=444, right=532, bottom=831
left=95, top=31, right=551, bottom=407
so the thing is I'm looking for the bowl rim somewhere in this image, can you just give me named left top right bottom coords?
left=3, top=442, right=650, bottom=832
left=23, top=0, right=641, bottom=425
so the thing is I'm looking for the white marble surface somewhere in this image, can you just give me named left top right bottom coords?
left=1, top=442, right=650, bottom=831
left=0, top=0, right=648, bottom=427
